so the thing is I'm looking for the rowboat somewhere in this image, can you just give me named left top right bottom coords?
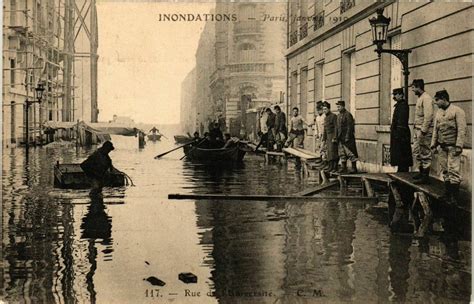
left=174, top=135, right=193, bottom=144
left=147, top=134, right=162, bottom=141
left=183, top=144, right=247, bottom=162
left=54, top=163, right=126, bottom=189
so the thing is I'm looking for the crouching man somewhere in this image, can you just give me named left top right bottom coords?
left=430, top=90, right=466, bottom=204
left=80, top=141, right=116, bottom=194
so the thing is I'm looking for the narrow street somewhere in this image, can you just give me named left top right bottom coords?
left=2, top=136, right=470, bottom=303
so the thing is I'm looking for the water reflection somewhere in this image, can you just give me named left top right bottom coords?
left=2, top=137, right=471, bottom=303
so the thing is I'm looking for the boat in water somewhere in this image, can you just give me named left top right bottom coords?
left=147, top=133, right=162, bottom=141
left=54, top=163, right=126, bottom=189
left=183, top=144, right=248, bottom=162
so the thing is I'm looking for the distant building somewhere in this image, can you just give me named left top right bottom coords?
left=286, top=1, right=472, bottom=189
left=209, top=2, right=287, bottom=137
left=111, top=115, right=135, bottom=126
left=180, top=68, right=197, bottom=134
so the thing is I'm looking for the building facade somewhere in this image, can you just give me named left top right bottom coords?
left=2, top=0, right=98, bottom=147
left=210, top=2, right=287, bottom=137
left=286, top=0, right=472, bottom=189
left=180, top=68, right=197, bottom=135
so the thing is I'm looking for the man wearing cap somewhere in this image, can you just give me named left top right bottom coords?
left=313, top=101, right=326, bottom=154
left=411, top=79, right=435, bottom=184
left=390, top=88, right=413, bottom=172
left=431, top=89, right=466, bottom=204
left=321, top=102, right=339, bottom=172
left=81, top=140, right=116, bottom=193
left=336, top=100, right=358, bottom=173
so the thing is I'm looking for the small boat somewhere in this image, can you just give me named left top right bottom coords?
left=54, top=163, right=126, bottom=189
left=183, top=144, right=247, bottom=162
left=147, top=133, right=162, bottom=141
left=174, top=135, right=193, bottom=144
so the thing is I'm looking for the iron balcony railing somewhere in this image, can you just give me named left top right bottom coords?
left=340, top=0, right=355, bottom=14
left=313, top=11, right=325, bottom=31
left=299, top=23, right=308, bottom=40
left=289, top=30, right=298, bottom=46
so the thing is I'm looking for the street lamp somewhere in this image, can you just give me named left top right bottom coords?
left=25, top=81, right=45, bottom=149
left=369, top=8, right=412, bottom=102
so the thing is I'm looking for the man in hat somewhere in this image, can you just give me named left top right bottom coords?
left=336, top=100, right=358, bottom=173
left=265, top=107, right=276, bottom=150
left=80, top=140, right=116, bottom=193
left=313, top=100, right=326, bottom=154
left=390, top=88, right=413, bottom=172
left=321, top=102, right=339, bottom=172
left=411, top=79, right=435, bottom=183
left=431, top=89, right=466, bottom=204
left=285, top=107, right=308, bottom=148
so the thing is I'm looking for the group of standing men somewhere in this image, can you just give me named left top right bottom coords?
left=390, top=79, right=466, bottom=204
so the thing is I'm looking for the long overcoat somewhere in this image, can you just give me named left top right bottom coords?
left=336, top=109, right=359, bottom=157
left=390, top=100, right=413, bottom=167
left=322, top=111, right=339, bottom=161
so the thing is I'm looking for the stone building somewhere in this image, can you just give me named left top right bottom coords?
left=210, top=2, right=287, bottom=138
left=195, top=21, right=216, bottom=135
left=2, top=0, right=98, bottom=147
left=286, top=0, right=472, bottom=189
left=180, top=68, right=197, bottom=135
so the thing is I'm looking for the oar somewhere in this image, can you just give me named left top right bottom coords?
left=154, top=142, right=193, bottom=159
left=180, top=138, right=206, bottom=160
left=159, top=133, right=168, bottom=139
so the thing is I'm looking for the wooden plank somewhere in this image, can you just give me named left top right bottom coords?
left=168, top=193, right=377, bottom=202
left=295, top=180, right=339, bottom=196
left=283, top=147, right=319, bottom=160
left=339, top=173, right=391, bottom=183
left=414, top=192, right=433, bottom=238
left=362, top=178, right=375, bottom=198
left=266, top=151, right=285, bottom=156
left=388, top=173, right=443, bottom=200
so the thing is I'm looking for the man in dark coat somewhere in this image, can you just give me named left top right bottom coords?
left=336, top=100, right=358, bottom=173
left=265, top=108, right=276, bottom=150
left=273, top=105, right=287, bottom=151
left=390, top=88, right=413, bottom=172
left=209, top=122, right=224, bottom=147
left=321, top=102, right=339, bottom=173
left=80, top=141, right=115, bottom=193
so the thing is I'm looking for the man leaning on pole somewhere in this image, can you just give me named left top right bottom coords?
left=411, top=79, right=435, bottom=184
left=430, top=89, right=466, bottom=204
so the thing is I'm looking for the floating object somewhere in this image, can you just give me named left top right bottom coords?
left=147, top=134, right=162, bottom=141
left=183, top=144, right=246, bottom=162
left=144, top=276, right=166, bottom=286
left=53, top=163, right=126, bottom=189
left=179, top=272, right=197, bottom=284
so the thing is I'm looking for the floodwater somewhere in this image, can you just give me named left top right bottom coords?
left=1, top=135, right=471, bottom=303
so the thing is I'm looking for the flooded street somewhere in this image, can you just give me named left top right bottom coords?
left=2, top=135, right=471, bottom=303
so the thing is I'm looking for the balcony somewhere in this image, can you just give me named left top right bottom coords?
left=313, top=11, right=325, bottom=31
left=340, top=0, right=355, bottom=14
left=289, top=31, right=298, bottom=47
left=234, top=20, right=259, bottom=34
left=299, top=23, right=308, bottom=40
left=227, top=63, right=273, bottom=74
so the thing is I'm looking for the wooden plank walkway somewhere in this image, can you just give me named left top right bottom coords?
left=168, top=193, right=377, bottom=202
left=295, top=180, right=339, bottom=196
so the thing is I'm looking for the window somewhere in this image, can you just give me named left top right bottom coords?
left=300, top=68, right=308, bottom=119
left=10, top=59, right=15, bottom=88
left=238, top=43, right=257, bottom=62
left=314, top=62, right=325, bottom=102
left=340, top=0, right=355, bottom=14
left=342, top=51, right=356, bottom=114
left=390, top=35, right=402, bottom=118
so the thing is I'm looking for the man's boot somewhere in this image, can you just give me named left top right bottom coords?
left=440, top=181, right=451, bottom=202
left=349, top=161, right=358, bottom=174
left=449, top=183, right=460, bottom=205
left=413, top=166, right=424, bottom=180
left=414, top=167, right=430, bottom=184
left=330, top=161, right=338, bottom=173
left=338, top=161, right=347, bottom=173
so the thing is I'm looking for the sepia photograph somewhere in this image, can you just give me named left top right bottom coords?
left=1, top=0, right=473, bottom=303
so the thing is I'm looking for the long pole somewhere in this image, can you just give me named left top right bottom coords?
left=25, top=101, right=29, bottom=149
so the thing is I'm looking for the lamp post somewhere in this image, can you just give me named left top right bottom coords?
left=369, top=8, right=412, bottom=102
left=25, top=81, right=45, bottom=149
